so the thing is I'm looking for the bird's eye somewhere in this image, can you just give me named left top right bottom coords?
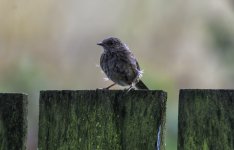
left=107, top=40, right=114, bottom=46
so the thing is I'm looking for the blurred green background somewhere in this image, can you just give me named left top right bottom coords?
left=1, top=0, right=234, bottom=149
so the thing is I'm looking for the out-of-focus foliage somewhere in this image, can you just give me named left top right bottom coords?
left=0, top=0, right=234, bottom=149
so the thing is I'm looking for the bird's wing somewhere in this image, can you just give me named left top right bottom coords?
left=115, top=51, right=140, bottom=84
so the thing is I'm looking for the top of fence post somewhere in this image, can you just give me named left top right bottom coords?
left=178, top=89, right=234, bottom=150
left=38, top=90, right=167, bottom=150
left=0, top=93, right=28, bottom=150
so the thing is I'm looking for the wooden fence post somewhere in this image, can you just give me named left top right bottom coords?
left=0, top=93, right=28, bottom=150
left=178, top=89, right=234, bottom=150
left=38, top=90, right=167, bottom=150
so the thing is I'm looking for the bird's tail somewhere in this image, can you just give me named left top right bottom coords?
left=135, top=80, right=149, bottom=89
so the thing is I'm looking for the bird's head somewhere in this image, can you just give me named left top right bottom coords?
left=97, top=37, right=125, bottom=52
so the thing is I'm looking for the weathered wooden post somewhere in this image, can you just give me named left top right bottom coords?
left=0, top=93, right=28, bottom=150
left=178, top=89, right=234, bottom=150
left=38, top=90, right=166, bottom=150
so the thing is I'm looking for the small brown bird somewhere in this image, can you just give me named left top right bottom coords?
left=97, top=37, right=148, bottom=90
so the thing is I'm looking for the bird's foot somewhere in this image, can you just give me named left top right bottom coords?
left=96, top=88, right=108, bottom=90
left=125, top=85, right=135, bottom=92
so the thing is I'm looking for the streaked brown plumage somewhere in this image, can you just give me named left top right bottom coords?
left=97, top=37, right=148, bottom=89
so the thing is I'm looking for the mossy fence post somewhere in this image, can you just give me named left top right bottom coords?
left=0, top=93, right=28, bottom=150
left=178, top=89, right=234, bottom=150
left=38, top=90, right=167, bottom=150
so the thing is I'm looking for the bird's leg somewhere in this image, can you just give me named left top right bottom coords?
left=104, top=83, right=116, bottom=90
left=126, top=84, right=134, bottom=92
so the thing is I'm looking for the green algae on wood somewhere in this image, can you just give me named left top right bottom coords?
left=0, top=93, right=28, bottom=150
left=38, top=90, right=167, bottom=150
left=178, top=89, right=234, bottom=150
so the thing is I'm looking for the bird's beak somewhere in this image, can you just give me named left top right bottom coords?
left=97, top=42, right=103, bottom=46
